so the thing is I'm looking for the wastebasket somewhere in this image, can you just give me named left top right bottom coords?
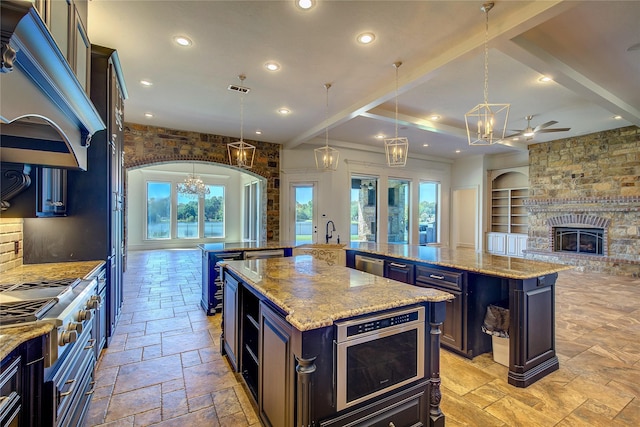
left=482, top=300, right=509, bottom=366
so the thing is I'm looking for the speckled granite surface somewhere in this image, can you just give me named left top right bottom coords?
left=0, top=260, right=105, bottom=285
left=0, top=323, right=54, bottom=361
left=349, top=243, right=572, bottom=279
left=198, top=241, right=296, bottom=253
left=1, top=260, right=104, bottom=360
left=221, top=256, right=453, bottom=331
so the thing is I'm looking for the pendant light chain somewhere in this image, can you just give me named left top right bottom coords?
left=394, top=62, right=399, bottom=139
left=483, top=7, right=489, bottom=105
left=239, top=75, right=245, bottom=142
left=324, top=83, right=330, bottom=148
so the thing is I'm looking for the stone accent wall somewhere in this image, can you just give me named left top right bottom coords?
left=526, top=126, right=639, bottom=276
left=0, top=218, right=23, bottom=273
left=123, top=123, right=282, bottom=241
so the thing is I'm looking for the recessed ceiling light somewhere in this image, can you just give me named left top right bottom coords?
left=255, top=130, right=262, bottom=135
left=455, top=150, right=461, bottom=153
left=613, top=115, right=622, bottom=120
left=140, top=79, right=153, bottom=87
left=174, top=36, right=192, bottom=47
left=264, top=61, right=281, bottom=72
left=375, top=134, right=385, bottom=139
left=512, top=137, right=520, bottom=141
left=144, top=112, right=153, bottom=118
left=278, top=108, right=290, bottom=115
left=423, top=144, right=429, bottom=147
left=296, top=0, right=315, bottom=10
left=357, top=32, right=376, bottom=44
left=538, top=76, right=552, bottom=83
left=429, top=115, right=440, bottom=121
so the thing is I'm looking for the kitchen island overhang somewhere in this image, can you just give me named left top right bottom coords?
left=220, top=255, right=453, bottom=427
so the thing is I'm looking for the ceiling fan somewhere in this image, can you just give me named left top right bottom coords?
left=506, top=115, right=571, bottom=140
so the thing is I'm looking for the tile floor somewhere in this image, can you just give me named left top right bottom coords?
left=84, top=249, right=640, bottom=426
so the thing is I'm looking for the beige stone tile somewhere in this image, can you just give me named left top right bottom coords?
left=133, top=409, right=162, bottom=426
left=485, top=395, right=560, bottom=426
left=183, top=358, right=238, bottom=399
left=188, top=393, right=213, bottom=412
left=162, top=388, right=189, bottom=420
left=218, top=411, right=251, bottom=427
left=440, top=390, right=506, bottom=426
left=99, top=348, right=143, bottom=369
left=161, top=378, right=185, bottom=394
left=180, top=349, right=202, bottom=368
left=161, top=329, right=214, bottom=356
left=124, top=332, right=162, bottom=350
left=142, top=344, right=162, bottom=360
left=146, top=407, right=220, bottom=427
left=212, top=387, right=242, bottom=418
left=114, top=354, right=183, bottom=394
left=105, top=385, right=162, bottom=422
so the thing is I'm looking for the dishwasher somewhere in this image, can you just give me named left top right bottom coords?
left=354, top=254, right=385, bottom=277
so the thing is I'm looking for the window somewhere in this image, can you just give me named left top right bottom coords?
left=147, top=182, right=171, bottom=239
left=243, top=182, right=258, bottom=241
left=177, top=192, right=199, bottom=239
left=388, top=179, right=409, bottom=244
left=291, top=183, right=316, bottom=244
left=351, top=176, right=377, bottom=242
left=418, top=182, right=439, bottom=244
left=205, top=185, right=225, bottom=238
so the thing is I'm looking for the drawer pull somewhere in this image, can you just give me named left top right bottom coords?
left=389, top=263, right=407, bottom=268
left=389, top=423, right=396, bottom=427
left=429, top=274, right=445, bottom=280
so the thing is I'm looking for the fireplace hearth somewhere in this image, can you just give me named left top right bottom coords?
left=554, top=227, right=603, bottom=255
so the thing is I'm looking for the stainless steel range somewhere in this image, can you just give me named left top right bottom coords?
left=0, top=275, right=101, bottom=426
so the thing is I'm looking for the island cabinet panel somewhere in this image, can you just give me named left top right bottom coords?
left=259, top=301, right=295, bottom=427
left=222, top=273, right=239, bottom=371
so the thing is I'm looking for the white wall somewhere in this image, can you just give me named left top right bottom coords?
left=280, top=143, right=453, bottom=246
left=127, top=162, right=263, bottom=250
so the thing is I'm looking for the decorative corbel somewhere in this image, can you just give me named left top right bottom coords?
left=1, top=164, right=32, bottom=210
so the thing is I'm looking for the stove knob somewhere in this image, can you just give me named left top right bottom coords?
left=78, top=309, right=92, bottom=321
left=59, top=330, right=78, bottom=346
left=86, top=299, right=99, bottom=310
left=91, top=294, right=102, bottom=304
left=68, top=322, right=83, bottom=334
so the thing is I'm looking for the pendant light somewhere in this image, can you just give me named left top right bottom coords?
left=176, top=163, right=210, bottom=199
left=227, top=74, right=256, bottom=168
left=314, top=83, right=339, bottom=171
left=464, top=2, right=510, bottom=146
left=384, top=61, right=408, bottom=167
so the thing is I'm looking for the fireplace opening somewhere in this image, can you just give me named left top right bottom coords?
left=553, top=227, right=604, bottom=255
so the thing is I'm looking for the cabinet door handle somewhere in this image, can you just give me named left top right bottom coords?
left=429, top=274, right=445, bottom=280
left=389, top=262, right=407, bottom=268
left=60, top=379, right=76, bottom=397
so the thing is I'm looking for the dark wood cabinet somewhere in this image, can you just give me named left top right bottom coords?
left=384, top=259, right=415, bottom=283
left=222, top=273, right=239, bottom=371
left=259, top=301, right=294, bottom=427
left=0, top=335, right=45, bottom=427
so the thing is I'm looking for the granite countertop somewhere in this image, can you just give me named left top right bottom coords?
left=198, top=241, right=296, bottom=252
left=348, top=243, right=572, bottom=279
left=221, top=256, right=453, bottom=332
left=1, top=260, right=105, bottom=360
left=0, top=260, right=106, bottom=285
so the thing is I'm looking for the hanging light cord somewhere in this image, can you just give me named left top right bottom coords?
left=324, top=83, right=331, bottom=148
left=483, top=5, right=490, bottom=105
left=394, top=62, right=401, bottom=138
left=239, top=75, right=245, bottom=144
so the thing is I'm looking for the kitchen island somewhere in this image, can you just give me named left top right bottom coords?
left=347, top=243, right=572, bottom=388
left=220, top=256, right=453, bottom=427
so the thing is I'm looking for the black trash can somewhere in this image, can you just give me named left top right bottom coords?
left=482, top=300, right=509, bottom=366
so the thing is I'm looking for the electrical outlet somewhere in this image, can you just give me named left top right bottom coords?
left=14, top=241, right=19, bottom=254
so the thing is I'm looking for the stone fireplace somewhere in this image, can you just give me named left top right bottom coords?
left=525, top=126, right=639, bottom=277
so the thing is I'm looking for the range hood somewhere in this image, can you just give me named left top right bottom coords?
left=0, top=0, right=105, bottom=171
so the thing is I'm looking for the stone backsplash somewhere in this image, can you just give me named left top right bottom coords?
left=526, top=126, right=639, bottom=276
left=0, top=218, right=23, bottom=273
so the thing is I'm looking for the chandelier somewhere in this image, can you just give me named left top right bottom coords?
left=227, top=74, right=256, bottom=168
left=176, top=163, right=210, bottom=199
left=464, top=2, right=510, bottom=146
left=314, top=83, right=339, bottom=171
left=384, top=61, right=408, bottom=167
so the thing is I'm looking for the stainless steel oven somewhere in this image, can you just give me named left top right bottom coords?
left=335, top=305, right=425, bottom=411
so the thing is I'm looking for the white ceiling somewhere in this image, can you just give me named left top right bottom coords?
left=87, top=0, right=640, bottom=160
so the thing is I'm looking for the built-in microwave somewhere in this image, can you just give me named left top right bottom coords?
left=334, top=305, right=425, bottom=411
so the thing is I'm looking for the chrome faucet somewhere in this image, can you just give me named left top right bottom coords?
left=325, top=220, right=336, bottom=244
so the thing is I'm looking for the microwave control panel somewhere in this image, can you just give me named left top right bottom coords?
left=336, top=306, right=425, bottom=341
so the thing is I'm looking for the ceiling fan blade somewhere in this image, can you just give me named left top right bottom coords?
left=537, top=127, right=571, bottom=133
left=533, top=121, right=558, bottom=132
left=505, top=131, right=524, bottom=138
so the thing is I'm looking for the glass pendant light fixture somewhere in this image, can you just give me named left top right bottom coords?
left=314, top=83, right=339, bottom=171
left=176, top=163, right=210, bottom=199
left=464, top=2, right=510, bottom=146
left=227, top=74, right=256, bottom=168
left=384, top=61, right=408, bottom=167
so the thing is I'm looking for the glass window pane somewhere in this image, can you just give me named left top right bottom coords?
left=294, top=185, right=314, bottom=245
left=177, top=193, right=199, bottom=239
left=419, top=182, right=439, bottom=244
left=204, top=185, right=225, bottom=238
left=351, top=176, right=377, bottom=242
left=388, top=179, right=409, bottom=244
left=147, top=182, right=171, bottom=239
